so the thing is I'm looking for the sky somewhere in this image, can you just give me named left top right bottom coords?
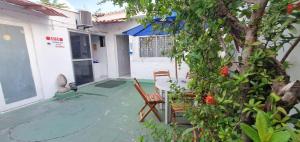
left=31, top=0, right=124, bottom=13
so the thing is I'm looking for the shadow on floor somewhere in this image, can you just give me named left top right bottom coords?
left=0, top=79, right=161, bottom=142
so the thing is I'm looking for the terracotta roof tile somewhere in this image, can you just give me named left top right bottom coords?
left=3, top=0, right=66, bottom=17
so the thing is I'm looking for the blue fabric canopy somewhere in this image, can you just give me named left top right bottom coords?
left=123, top=24, right=169, bottom=36
left=123, top=12, right=179, bottom=36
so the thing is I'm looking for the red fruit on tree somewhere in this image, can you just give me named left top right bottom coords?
left=205, top=95, right=215, bottom=105
left=220, top=66, right=229, bottom=77
left=287, top=4, right=294, bottom=14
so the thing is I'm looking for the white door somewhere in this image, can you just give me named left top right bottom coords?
left=91, top=35, right=108, bottom=81
left=0, top=21, right=43, bottom=112
left=116, top=35, right=131, bottom=76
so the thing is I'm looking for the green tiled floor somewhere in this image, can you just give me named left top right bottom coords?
left=0, top=79, right=160, bottom=142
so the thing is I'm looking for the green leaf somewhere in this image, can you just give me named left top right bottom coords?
left=271, top=92, right=281, bottom=102
left=242, top=108, right=251, bottom=113
left=181, top=127, right=196, bottom=137
left=137, top=135, right=145, bottom=142
left=250, top=41, right=262, bottom=46
left=255, top=111, right=269, bottom=141
left=252, top=3, right=261, bottom=11
left=270, top=131, right=291, bottom=142
left=240, top=123, right=260, bottom=142
left=281, top=116, right=290, bottom=122
left=277, top=107, right=287, bottom=115
left=265, top=127, right=274, bottom=141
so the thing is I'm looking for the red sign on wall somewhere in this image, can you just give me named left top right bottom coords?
left=46, top=36, right=64, bottom=48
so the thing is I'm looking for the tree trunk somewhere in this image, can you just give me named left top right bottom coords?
left=240, top=1, right=269, bottom=141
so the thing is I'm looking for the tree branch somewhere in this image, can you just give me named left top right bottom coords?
left=245, top=0, right=269, bottom=43
left=240, top=1, right=269, bottom=141
left=242, top=0, right=269, bottom=70
left=281, top=36, right=300, bottom=63
left=217, top=0, right=247, bottom=48
left=218, top=35, right=227, bottom=51
left=245, top=0, right=259, bottom=4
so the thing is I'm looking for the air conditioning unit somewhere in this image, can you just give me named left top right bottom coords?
left=77, top=10, right=93, bottom=29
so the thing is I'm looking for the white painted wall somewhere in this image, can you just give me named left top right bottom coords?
left=94, top=20, right=139, bottom=78
left=2, top=1, right=299, bottom=112
left=129, top=36, right=190, bottom=79
left=0, top=2, right=78, bottom=111
left=32, top=26, right=75, bottom=99
left=277, top=26, right=300, bottom=81
left=95, top=19, right=191, bottom=80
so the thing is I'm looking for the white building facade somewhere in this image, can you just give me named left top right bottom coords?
left=0, top=1, right=123, bottom=112
left=1, top=0, right=299, bottom=112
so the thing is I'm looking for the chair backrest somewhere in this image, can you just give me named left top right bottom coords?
left=133, top=78, right=141, bottom=87
left=153, top=70, right=171, bottom=82
left=133, top=78, right=148, bottom=102
left=184, top=91, right=196, bottom=100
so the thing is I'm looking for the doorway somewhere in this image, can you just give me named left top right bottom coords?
left=0, top=23, right=41, bottom=111
left=91, top=35, right=108, bottom=81
left=116, top=35, right=131, bottom=77
left=70, top=32, right=94, bottom=85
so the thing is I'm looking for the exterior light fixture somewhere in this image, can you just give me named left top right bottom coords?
left=2, top=34, right=11, bottom=41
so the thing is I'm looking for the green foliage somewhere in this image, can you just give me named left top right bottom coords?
left=143, top=120, right=173, bottom=142
left=39, top=0, right=68, bottom=9
left=107, top=0, right=300, bottom=141
left=140, top=120, right=194, bottom=142
left=241, top=111, right=291, bottom=142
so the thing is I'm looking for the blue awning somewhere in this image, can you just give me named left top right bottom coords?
left=122, top=25, right=146, bottom=36
left=123, top=24, right=169, bottom=36
left=123, top=12, right=179, bottom=36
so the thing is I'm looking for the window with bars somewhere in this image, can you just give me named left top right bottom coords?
left=139, top=36, right=173, bottom=57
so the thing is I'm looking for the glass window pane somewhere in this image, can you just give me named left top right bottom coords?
left=73, top=60, right=94, bottom=85
left=157, top=36, right=165, bottom=57
left=164, top=36, right=173, bottom=56
left=0, top=24, right=37, bottom=104
left=140, top=37, right=147, bottom=57
left=70, top=32, right=91, bottom=59
left=140, top=36, right=156, bottom=57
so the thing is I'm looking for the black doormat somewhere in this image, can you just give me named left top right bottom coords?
left=95, top=80, right=126, bottom=88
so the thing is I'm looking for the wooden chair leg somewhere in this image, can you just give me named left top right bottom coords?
left=151, top=105, right=161, bottom=121
left=193, top=129, right=197, bottom=142
left=139, top=104, right=154, bottom=122
left=139, top=103, right=147, bottom=114
left=171, top=109, right=176, bottom=123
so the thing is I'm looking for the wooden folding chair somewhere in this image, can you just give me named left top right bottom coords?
left=153, top=70, right=171, bottom=95
left=133, top=78, right=141, bottom=87
left=133, top=78, right=164, bottom=122
left=170, top=92, right=196, bottom=124
left=153, top=70, right=171, bottom=82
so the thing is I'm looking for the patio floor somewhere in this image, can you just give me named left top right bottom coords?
left=0, top=79, right=160, bottom=142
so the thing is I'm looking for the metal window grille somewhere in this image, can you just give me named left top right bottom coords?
left=139, top=35, right=172, bottom=57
